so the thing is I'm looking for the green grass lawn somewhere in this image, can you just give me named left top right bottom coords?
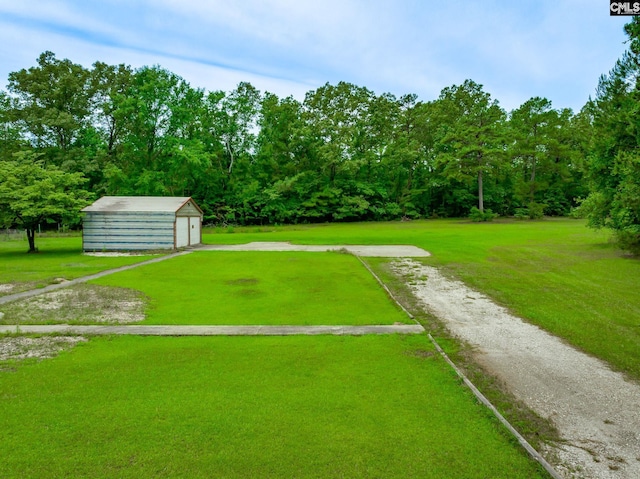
left=0, top=335, right=549, bottom=479
left=204, top=219, right=640, bottom=379
left=0, top=235, right=157, bottom=294
left=91, top=251, right=410, bottom=325
left=0, top=218, right=635, bottom=477
left=2, top=219, right=637, bottom=377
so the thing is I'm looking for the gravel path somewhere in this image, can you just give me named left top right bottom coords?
left=393, top=259, right=640, bottom=479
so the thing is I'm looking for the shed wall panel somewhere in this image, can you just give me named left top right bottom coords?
left=83, top=212, right=176, bottom=251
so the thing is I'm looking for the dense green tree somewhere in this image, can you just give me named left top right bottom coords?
left=202, top=82, right=261, bottom=222
left=6, top=52, right=92, bottom=158
left=1, top=51, right=601, bottom=227
left=381, top=95, right=427, bottom=217
left=251, top=93, right=304, bottom=222
left=107, top=66, right=208, bottom=196
left=302, top=82, right=374, bottom=184
left=256, top=93, right=303, bottom=180
left=0, top=152, right=91, bottom=252
left=509, top=97, right=556, bottom=207
left=0, top=91, right=27, bottom=161
left=220, top=82, right=261, bottom=179
left=508, top=98, right=580, bottom=217
left=90, top=62, right=134, bottom=157
left=435, top=80, right=507, bottom=214
left=582, top=17, right=640, bottom=252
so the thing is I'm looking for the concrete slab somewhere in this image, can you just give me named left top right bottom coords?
left=0, top=324, right=424, bottom=336
left=199, top=242, right=431, bottom=257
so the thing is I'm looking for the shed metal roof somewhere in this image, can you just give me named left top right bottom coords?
left=82, top=196, right=200, bottom=214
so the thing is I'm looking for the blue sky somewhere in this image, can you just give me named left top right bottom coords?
left=0, top=0, right=630, bottom=111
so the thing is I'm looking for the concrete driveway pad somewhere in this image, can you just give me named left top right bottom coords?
left=200, top=242, right=431, bottom=257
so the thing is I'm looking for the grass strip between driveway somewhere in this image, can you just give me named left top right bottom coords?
left=90, top=251, right=411, bottom=326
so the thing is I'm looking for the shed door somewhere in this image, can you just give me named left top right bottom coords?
left=176, top=217, right=189, bottom=247
left=190, top=217, right=201, bottom=245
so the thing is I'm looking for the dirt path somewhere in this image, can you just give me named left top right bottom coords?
left=392, top=259, right=640, bottom=479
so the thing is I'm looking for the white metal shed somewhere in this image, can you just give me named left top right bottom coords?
left=82, top=196, right=203, bottom=251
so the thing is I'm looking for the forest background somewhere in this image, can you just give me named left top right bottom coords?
left=1, top=18, right=640, bottom=252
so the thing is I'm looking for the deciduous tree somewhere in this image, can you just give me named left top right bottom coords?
left=7, top=52, right=92, bottom=155
left=0, top=152, right=91, bottom=252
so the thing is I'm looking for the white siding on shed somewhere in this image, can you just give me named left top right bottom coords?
left=82, top=212, right=176, bottom=250
left=82, top=196, right=203, bottom=252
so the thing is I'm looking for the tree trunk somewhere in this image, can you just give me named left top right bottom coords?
left=225, top=141, right=234, bottom=175
left=478, top=169, right=484, bottom=212
left=26, top=228, right=38, bottom=253
left=530, top=155, right=537, bottom=203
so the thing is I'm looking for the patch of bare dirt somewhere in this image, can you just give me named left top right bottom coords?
left=392, top=258, right=640, bottom=479
left=0, top=335, right=87, bottom=362
left=0, top=284, right=147, bottom=324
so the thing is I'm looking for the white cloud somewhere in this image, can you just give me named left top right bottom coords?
left=0, top=15, right=313, bottom=99
left=0, top=0, right=631, bottom=111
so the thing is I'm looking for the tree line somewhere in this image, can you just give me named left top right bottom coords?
left=1, top=18, right=640, bottom=252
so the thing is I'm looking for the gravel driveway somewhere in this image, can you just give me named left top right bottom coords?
left=393, top=258, right=640, bottom=479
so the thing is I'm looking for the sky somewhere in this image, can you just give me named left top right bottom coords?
left=0, top=0, right=631, bottom=112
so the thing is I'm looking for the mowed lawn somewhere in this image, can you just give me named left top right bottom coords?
left=0, top=235, right=157, bottom=294
left=91, top=251, right=410, bottom=325
left=0, top=218, right=633, bottom=478
left=203, top=219, right=640, bottom=379
left=0, top=335, right=549, bottom=479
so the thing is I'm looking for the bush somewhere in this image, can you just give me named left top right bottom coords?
left=615, top=228, right=640, bottom=255
left=469, top=207, right=497, bottom=222
left=513, top=208, right=529, bottom=220
left=527, top=202, right=546, bottom=219
left=513, top=203, right=545, bottom=220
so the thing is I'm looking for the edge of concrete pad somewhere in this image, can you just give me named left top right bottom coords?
left=199, top=242, right=431, bottom=257
left=0, top=324, right=425, bottom=336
